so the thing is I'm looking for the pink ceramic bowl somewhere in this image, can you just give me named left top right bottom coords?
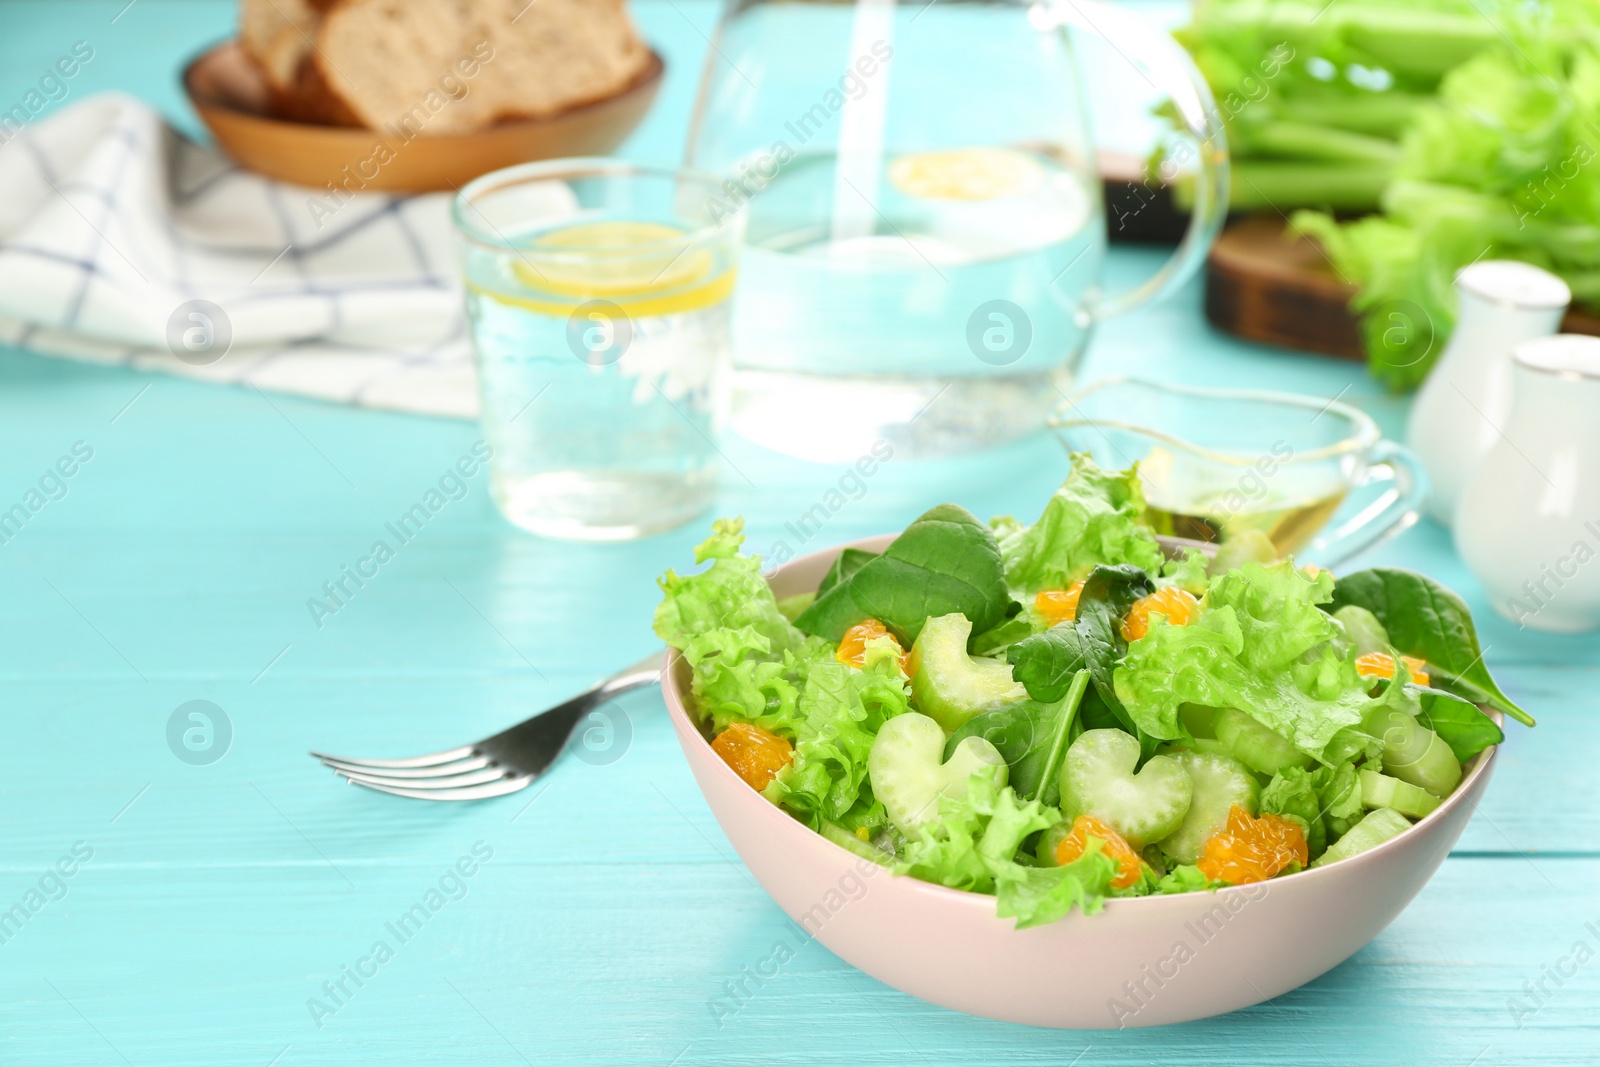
left=662, top=535, right=1501, bottom=1028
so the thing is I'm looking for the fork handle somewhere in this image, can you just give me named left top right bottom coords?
left=595, top=651, right=668, bottom=699
left=480, top=650, right=668, bottom=755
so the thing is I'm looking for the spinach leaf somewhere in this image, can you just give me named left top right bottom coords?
left=1007, top=624, right=1088, bottom=703
left=794, top=504, right=1013, bottom=645
left=946, top=670, right=1089, bottom=806
left=1077, top=687, right=1123, bottom=733
left=1329, top=568, right=1534, bottom=726
left=970, top=615, right=1040, bottom=658
left=1411, top=683, right=1505, bottom=763
left=1035, top=670, right=1090, bottom=808
left=1074, top=565, right=1162, bottom=758
left=947, top=702, right=1052, bottom=802
left=817, top=548, right=877, bottom=598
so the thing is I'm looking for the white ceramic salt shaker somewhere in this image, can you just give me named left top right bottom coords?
left=1455, top=335, right=1600, bottom=633
left=1406, top=261, right=1570, bottom=525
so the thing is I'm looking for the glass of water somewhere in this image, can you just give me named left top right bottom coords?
left=453, top=159, right=744, bottom=540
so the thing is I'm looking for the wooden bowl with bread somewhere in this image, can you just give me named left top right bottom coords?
left=186, top=0, right=664, bottom=193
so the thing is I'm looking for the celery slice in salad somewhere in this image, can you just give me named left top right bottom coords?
left=909, top=613, right=1029, bottom=733
left=820, top=821, right=893, bottom=866
left=1333, top=604, right=1390, bottom=657
left=1311, top=808, right=1413, bottom=868
left=1214, top=707, right=1315, bottom=776
left=1059, top=728, right=1192, bottom=849
left=1157, top=750, right=1260, bottom=865
left=869, top=712, right=1007, bottom=833
left=1364, top=703, right=1461, bottom=798
left=1358, top=769, right=1441, bottom=819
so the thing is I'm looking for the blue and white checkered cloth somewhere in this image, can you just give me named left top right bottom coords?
left=0, top=94, right=478, bottom=417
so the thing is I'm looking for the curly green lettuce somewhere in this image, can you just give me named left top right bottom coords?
left=654, top=519, right=809, bottom=737
left=655, top=520, right=909, bottom=835
left=896, top=776, right=1117, bottom=927
left=1115, top=561, right=1373, bottom=762
left=764, top=644, right=910, bottom=834
left=994, top=455, right=1166, bottom=595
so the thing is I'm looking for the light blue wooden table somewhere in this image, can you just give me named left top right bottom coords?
left=1, top=3, right=1594, bottom=1064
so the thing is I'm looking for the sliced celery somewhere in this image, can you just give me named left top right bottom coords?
left=869, top=712, right=1007, bottom=833
left=1215, top=707, right=1314, bottom=776
left=820, top=821, right=892, bottom=867
left=1059, top=729, right=1192, bottom=849
left=1365, top=706, right=1462, bottom=797
left=1311, top=807, right=1413, bottom=867
left=1358, top=769, right=1441, bottom=819
left=1157, top=751, right=1260, bottom=865
left=909, top=613, right=1028, bottom=733
left=1334, top=605, right=1390, bottom=658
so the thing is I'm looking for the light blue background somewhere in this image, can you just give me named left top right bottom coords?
left=0, top=2, right=1593, bottom=1064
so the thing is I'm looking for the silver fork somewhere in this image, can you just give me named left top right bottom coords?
left=310, top=652, right=665, bottom=801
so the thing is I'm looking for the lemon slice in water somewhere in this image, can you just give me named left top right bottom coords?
left=478, top=220, right=734, bottom=318
left=888, top=148, right=1045, bottom=202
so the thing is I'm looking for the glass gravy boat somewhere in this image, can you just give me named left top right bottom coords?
left=1049, top=378, right=1429, bottom=567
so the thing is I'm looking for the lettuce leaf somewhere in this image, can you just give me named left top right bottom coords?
left=1260, top=765, right=1329, bottom=858
left=895, top=776, right=1116, bottom=927
left=1312, top=760, right=1365, bottom=839
left=997, top=455, right=1166, bottom=595
left=654, top=520, right=811, bottom=737
left=656, top=520, right=907, bottom=835
left=896, top=775, right=1055, bottom=892
left=993, top=847, right=1119, bottom=928
left=655, top=518, right=804, bottom=658
left=764, top=642, right=910, bottom=834
left=1115, top=561, right=1373, bottom=761
left=1155, top=864, right=1217, bottom=894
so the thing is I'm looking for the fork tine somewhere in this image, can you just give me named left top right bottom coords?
left=307, top=744, right=475, bottom=769
left=345, top=774, right=533, bottom=802
left=333, top=766, right=509, bottom=790
left=318, top=754, right=490, bottom=778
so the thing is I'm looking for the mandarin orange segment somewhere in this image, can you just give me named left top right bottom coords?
left=1195, top=805, right=1309, bottom=885
left=1121, top=586, right=1201, bottom=642
left=711, top=722, right=794, bottom=791
left=1035, top=581, right=1086, bottom=625
left=1355, top=651, right=1431, bottom=686
left=1055, top=813, right=1145, bottom=889
left=836, top=618, right=909, bottom=673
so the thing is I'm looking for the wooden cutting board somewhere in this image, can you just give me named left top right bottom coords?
left=1201, top=214, right=1600, bottom=359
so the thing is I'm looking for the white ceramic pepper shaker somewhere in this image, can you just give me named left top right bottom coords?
left=1455, top=335, right=1600, bottom=633
left=1406, top=261, right=1570, bottom=526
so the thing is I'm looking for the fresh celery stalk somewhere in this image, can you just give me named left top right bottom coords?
left=1279, top=94, right=1431, bottom=138
left=1228, top=161, right=1395, bottom=210
left=1243, top=122, right=1402, bottom=167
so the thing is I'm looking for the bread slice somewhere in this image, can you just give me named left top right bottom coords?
left=239, top=0, right=359, bottom=124
left=239, top=0, right=319, bottom=95
left=311, top=0, right=651, bottom=135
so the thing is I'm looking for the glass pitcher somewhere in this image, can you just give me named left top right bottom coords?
left=685, top=0, right=1228, bottom=461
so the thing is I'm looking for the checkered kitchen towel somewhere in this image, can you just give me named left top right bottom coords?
left=0, top=93, right=479, bottom=417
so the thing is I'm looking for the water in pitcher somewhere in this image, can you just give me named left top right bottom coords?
left=729, top=146, right=1104, bottom=460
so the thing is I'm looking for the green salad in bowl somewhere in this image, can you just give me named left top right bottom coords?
left=654, top=457, right=1531, bottom=929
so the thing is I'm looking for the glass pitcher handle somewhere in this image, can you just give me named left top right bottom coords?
left=1305, top=441, right=1432, bottom=570
left=1044, top=0, right=1230, bottom=320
